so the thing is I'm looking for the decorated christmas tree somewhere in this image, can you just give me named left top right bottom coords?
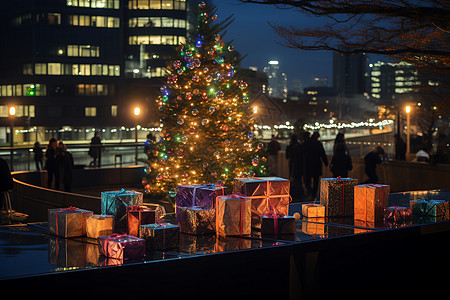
left=141, top=2, right=268, bottom=198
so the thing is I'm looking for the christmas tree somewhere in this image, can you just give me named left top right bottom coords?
left=142, top=2, right=268, bottom=198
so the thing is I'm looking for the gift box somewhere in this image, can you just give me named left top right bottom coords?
left=261, top=212, right=295, bottom=235
left=179, top=206, right=215, bottom=235
left=302, top=203, right=325, bottom=218
left=354, top=184, right=390, bottom=224
left=98, top=234, right=145, bottom=260
left=101, top=189, right=143, bottom=234
left=48, top=236, right=88, bottom=267
left=176, top=184, right=225, bottom=221
left=127, top=205, right=156, bottom=237
left=216, top=195, right=251, bottom=236
left=140, top=223, right=179, bottom=250
left=86, top=214, right=114, bottom=239
left=383, top=206, right=412, bottom=225
left=179, top=233, right=216, bottom=254
left=410, top=199, right=449, bottom=222
left=48, top=206, right=93, bottom=237
left=319, top=177, right=358, bottom=217
left=233, top=177, right=290, bottom=229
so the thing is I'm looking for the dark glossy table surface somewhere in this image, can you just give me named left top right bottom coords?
left=1, top=189, right=449, bottom=280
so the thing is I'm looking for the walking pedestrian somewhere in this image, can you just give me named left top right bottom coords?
left=45, top=137, right=59, bottom=189
left=33, top=142, right=43, bottom=171
left=362, top=146, right=385, bottom=184
left=330, top=142, right=353, bottom=178
left=57, top=141, right=74, bottom=192
left=89, top=132, right=102, bottom=168
left=333, top=132, right=350, bottom=156
left=303, top=132, right=328, bottom=200
left=395, top=134, right=406, bottom=161
left=267, top=134, right=281, bottom=176
left=286, top=134, right=304, bottom=199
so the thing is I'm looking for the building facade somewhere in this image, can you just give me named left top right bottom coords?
left=263, top=60, right=287, bottom=99
left=0, top=0, right=198, bottom=144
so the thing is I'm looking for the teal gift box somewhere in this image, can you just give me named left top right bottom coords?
left=101, top=189, right=143, bottom=233
left=410, top=199, right=449, bottom=223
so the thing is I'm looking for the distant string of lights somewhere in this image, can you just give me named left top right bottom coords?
left=303, top=119, right=394, bottom=131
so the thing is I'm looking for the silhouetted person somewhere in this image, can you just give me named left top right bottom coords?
left=395, top=134, right=406, bottom=160
left=303, top=132, right=328, bottom=200
left=57, top=141, right=74, bottom=192
left=144, top=133, right=156, bottom=157
left=363, top=146, right=385, bottom=184
left=89, top=132, right=102, bottom=168
left=333, top=132, right=350, bottom=156
left=286, top=134, right=304, bottom=199
left=267, top=134, right=281, bottom=176
left=330, top=142, right=353, bottom=178
left=0, top=157, right=13, bottom=212
left=45, top=137, right=59, bottom=189
left=33, top=141, right=43, bottom=171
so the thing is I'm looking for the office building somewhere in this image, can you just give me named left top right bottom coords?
left=332, top=47, right=369, bottom=98
left=369, top=61, right=420, bottom=105
left=263, top=60, right=287, bottom=99
left=0, top=0, right=198, bottom=143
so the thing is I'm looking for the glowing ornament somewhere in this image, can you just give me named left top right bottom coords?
left=215, top=57, right=224, bottom=64
left=248, top=132, right=254, bottom=139
left=206, top=76, right=212, bottom=82
left=257, top=142, right=264, bottom=149
left=192, top=108, right=199, bottom=115
left=201, top=119, right=209, bottom=126
left=223, top=139, right=231, bottom=146
left=209, top=106, right=215, bottom=113
left=215, top=90, right=224, bottom=99
left=228, top=45, right=234, bottom=51
left=173, top=60, right=182, bottom=69
left=252, top=158, right=259, bottom=166
left=177, top=119, right=184, bottom=125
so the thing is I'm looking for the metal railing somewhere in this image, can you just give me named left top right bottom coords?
left=0, top=142, right=147, bottom=172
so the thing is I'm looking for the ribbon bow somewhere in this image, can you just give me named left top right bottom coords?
left=59, top=206, right=79, bottom=212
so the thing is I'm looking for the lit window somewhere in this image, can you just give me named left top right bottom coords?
left=48, top=13, right=61, bottom=25
left=35, top=63, right=47, bottom=75
left=162, top=0, right=173, bottom=9
left=150, top=0, right=161, bottom=9
left=48, top=63, right=61, bottom=75
left=85, top=107, right=97, bottom=117
left=111, top=105, right=117, bottom=116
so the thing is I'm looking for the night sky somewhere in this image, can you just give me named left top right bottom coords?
left=215, top=1, right=333, bottom=90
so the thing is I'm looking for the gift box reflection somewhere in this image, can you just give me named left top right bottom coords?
left=179, top=233, right=216, bottom=254
left=215, top=235, right=253, bottom=252
left=301, top=218, right=326, bottom=237
left=101, top=189, right=143, bottom=234
left=233, top=177, right=290, bottom=229
left=48, top=236, right=89, bottom=268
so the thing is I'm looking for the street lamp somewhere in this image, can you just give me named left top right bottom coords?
left=405, top=105, right=411, bottom=157
left=9, top=106, right=16, bottom=170
left=134, top=106, right=141, bottom=165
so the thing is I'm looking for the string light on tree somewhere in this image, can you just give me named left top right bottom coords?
left=141, top=2, right=268, bottom=197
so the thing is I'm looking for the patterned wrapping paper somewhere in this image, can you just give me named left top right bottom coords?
left=176, top=184, right=226, bottom=221
left=261, top=213, right=295, bottom=235
left=86, top=214, right=115, bottom=239
left=233, top=177, right=290, bottom=229
left=302, top=203, right=326, bottom=218
left=98, top=234, right=146, bottom=260
left=354, top=184, right=390, bottom=224
left=140, top=223, right=180, bottom=251
left=216, top=195, right=251, bottom=236
left=179, top=233, right=216, bottom=254
left=319, top=177, right=358, bottom=217
left=48, top=236, right=88, bottom=267
left=410, top=199, right=450, bottom=222
left=127, top=205, right=156, bottom=237
left=383, top=206, right=412, bottom=227
left=179, top=206, right=216, bottom=235
left=101, top=189, right=143, bottom=234
left=48, top=206, right=93, bottom=237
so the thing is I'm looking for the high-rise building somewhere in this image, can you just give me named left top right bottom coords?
left=332, top=47, right=369, bottom=98
left=369, top=61, right=420, bottom=105
left=0, top=0, right=197, bottom=143
left=263, top=60, right=287, bottom=99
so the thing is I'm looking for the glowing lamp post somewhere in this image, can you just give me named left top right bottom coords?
left=134, top=107, right=140, bottom=165
left=9, top=106, right=16, bottom=170
left=405, top=105, right=411, bottom=156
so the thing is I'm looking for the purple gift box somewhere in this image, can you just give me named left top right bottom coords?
left=176, top=184, right=225, bottom=220
left=98, top=234, right=145, bottom=260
